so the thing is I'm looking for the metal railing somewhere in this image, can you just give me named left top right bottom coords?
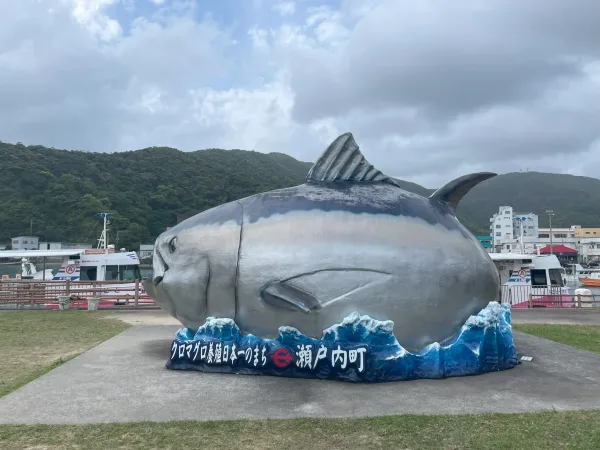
left=0, top=279, right=156, bottom=309
left=500, top=284, right=600, bottom=308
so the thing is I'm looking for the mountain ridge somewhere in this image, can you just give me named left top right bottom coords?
left=2, top=140, right=599, bottom=248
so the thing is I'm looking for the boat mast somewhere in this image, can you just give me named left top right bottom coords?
left=96, top=213, right=114, bottom=254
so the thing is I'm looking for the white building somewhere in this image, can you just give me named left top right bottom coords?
left=537, top=226, right=578, bottom=239
left=490, top=206, right=515, bottom=247
left=576, top=238, right=600, bottom=262
left=11, top=236, right=39, bottom=250
left=139, top=244, right=154, bottom=260
left=38, top=242, right=93, bottom=250
left=489, top=218, right=600, bottom=263
left=489, top=206, right=539, bottom=250
left=513, top=212, right=538, bottom=239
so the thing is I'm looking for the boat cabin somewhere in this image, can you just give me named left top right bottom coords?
left=489, top=253, right=566, bottom=288
left=489, top=253, right=569, bottom=307
left=0, top=248, right=141, bottom=282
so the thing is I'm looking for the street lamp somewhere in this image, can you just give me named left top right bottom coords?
left=546, top=210, right=554, bottom=254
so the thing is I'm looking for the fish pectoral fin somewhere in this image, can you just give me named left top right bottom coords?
left=260, top=269, right=393, bottom=313
left=305, top=132, right=401, bottom=187
left=260, top=282, right=322, bottom=314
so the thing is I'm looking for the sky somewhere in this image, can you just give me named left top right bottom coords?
left=1, top=0, right=599, bottom=188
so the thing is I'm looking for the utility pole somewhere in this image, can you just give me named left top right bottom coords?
left=513, top=216, right=525, bottom=254
left=519, top=217, right=525, bottom=254
left=546, top=210, right=554, bottom=254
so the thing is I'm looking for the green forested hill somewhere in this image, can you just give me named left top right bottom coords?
left=0, top=142, right=313, bottom=249
left=457, top=171, right=600, bottom=231
left=401, top=171, right=600, bottom=234
left=2, top=140, right=600, bottom=249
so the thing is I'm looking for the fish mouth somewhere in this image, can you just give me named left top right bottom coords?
left=156, top=249, right=169, bottom=271
left=143, top=278, right=177, bottom=317
left=152, top=247, right=169, bottom=286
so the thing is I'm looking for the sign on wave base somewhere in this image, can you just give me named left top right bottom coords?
left=167, top=301, right=518, bottom=383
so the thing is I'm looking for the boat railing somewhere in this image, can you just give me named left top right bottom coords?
left=0, top=279, right=157, bottom=309
left=500, top=284, right=600, bottom=308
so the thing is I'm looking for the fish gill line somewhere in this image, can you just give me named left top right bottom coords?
left=233, top=200, right=244, bottom=320
left=205, top=257, right=211, bottom=311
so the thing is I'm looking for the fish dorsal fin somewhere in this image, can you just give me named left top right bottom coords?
left=305, top=132, right=401, bottom=187
left=429, top=172, right=496, bottom=212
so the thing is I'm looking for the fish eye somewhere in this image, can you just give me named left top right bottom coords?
left=168, top=237, right=177, bottom=253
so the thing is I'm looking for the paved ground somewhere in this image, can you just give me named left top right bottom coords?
left=1, top=324, right=599, bottom=424
left=106, top=307, right=600, bottom=327
left=511, top=308, right=600, bottom=325
left=104, top=309, right=181, bottom=326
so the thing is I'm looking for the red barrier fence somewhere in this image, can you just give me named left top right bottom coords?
left=500, top=285, right=600, bottom=308
left=2, top=280, right=599, bottom=310
left=0, top=279, right=156, bottom=309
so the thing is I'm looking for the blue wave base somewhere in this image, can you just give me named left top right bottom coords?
left=167, top=301, right=519, bottom=383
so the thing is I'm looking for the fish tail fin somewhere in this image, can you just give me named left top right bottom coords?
left=429, top=172, right=496, bottom=213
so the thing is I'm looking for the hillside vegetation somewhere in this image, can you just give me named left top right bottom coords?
left=457, top=171, right=600, bottom=230
left=2, top=140, right=599, bottom=249
left=0, top=142, right=312, bottom=249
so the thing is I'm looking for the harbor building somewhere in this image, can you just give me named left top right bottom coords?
left=537, top=226, right=578, bottom=239
left=11, top=236, right=39, bottom=250
left=538, top=244, right=578, bottom=265
left=38, top=242, right=93, bottom=250
left=489, top=207, right=539, bottom=250
left=476, top=236, right=492, bottom=251
left=574, top=228, right=600, bottom=237
left=487, top=207, right=600, bottom=263
left=490, top=206, right=515, bottom=247
left=139, top=244, right=154, bottom=260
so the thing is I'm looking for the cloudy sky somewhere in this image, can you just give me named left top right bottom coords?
left=1, top=0, right=599, bottom=188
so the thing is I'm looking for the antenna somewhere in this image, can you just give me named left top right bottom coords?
left=96, top=213, right=115, bottom=254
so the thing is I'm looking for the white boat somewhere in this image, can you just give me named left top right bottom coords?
left=19, top=257, right=55, bottom=280
left=489, top=253, right=571, bottom=307
left=0, top=212, right=145, bottom=303
left=571, top=264, right=600, bottom=280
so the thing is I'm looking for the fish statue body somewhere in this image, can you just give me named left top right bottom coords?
left=145, top=133, right=499, bottom=351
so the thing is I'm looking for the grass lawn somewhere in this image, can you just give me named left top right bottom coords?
left=0, top=310, right=130, bottom=398
left=1, top=314, right=599, bottom=449
left=0, top=411, right=599, bottom=449
left=513, top=324, right=600, bottom=355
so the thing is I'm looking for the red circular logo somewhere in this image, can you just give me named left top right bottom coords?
left=271, top=347, right=293, bottom=368
left=65, top=265, right=76, bottom=275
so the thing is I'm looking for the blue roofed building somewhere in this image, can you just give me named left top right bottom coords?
left=476, top=236, right=493, bottom=250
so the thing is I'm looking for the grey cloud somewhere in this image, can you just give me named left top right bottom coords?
left=329, top=64, right=600, bottom=189
left=0, top=0, right=230, bottom=152
left=2, top=0, right=600, bottom=190
left=256, top=0, right=599, bottom=187
left=289, top=0, right=600, bottom=123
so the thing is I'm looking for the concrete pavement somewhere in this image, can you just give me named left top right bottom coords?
left=105, top=307, right=600, bottom=327
left=0, top=325, right=599, bottom=424
left=511, top=308, right=600, bottom=325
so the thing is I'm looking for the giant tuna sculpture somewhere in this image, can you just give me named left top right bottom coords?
left=145, top=132, right=499, bottom=352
